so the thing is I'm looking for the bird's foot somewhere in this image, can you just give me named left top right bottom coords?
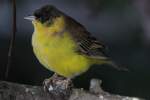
left=43, top=73, right=73, bottom=95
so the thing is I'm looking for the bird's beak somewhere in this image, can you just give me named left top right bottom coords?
left=24, top=16, right=35, bottom=21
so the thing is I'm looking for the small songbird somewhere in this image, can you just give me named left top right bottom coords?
left=25, top=5, right=125, bottom=91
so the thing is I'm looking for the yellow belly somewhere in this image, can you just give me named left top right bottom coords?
left=32, top=32, right=91, bottom=78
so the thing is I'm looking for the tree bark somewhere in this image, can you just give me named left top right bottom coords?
left=0, top=79, right=144, bottom=100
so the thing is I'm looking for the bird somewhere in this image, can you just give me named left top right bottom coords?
left=25, top=5, right=126, bottom=91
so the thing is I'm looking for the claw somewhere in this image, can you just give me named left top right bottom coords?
left=43, top=78, right=53, bottom=92
left=43, top=73, right=73, bottom=95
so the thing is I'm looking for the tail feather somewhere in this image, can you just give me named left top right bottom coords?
left=93, top=58, right=129, bottom=71
left=106, top=60, right=129, bottom=71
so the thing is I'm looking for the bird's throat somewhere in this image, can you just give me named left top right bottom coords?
left=32, top=16, right=66, bottom=37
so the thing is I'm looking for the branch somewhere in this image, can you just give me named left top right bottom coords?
left=0, top=79, right=144, bottom=100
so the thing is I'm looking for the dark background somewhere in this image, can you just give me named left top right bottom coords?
left=0, top=0, right=150, bottom=99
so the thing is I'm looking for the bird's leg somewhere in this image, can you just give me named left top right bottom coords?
left=61, top=78, right=73, bottom=90
left=43, top=73, right=73, bottom=94
left=43, top=73, right=63, bottom=92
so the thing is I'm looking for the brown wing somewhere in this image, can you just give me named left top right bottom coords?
left=65, top=16, right=108, bottom=60
left=64, top=16, right=129, bottom=71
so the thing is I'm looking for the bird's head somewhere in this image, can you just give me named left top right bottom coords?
left=25, top=5, right=62, bottom=26
left=25, top=5, right=66, bottom=34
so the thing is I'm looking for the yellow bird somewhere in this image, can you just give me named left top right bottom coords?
left=25, top=5, right=125, bottom=90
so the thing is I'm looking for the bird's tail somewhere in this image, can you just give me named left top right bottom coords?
left=106, top=60, right=128, bottom=71
left=92, top=59, right=128, bottom=71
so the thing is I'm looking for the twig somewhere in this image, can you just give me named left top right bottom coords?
left=5, top=0, right=17, bottom=80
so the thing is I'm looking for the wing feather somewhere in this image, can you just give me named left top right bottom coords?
left=65, top=16, right=108, bottom=60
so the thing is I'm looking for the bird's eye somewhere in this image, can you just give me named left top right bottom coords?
left=34, top=10, right=40, bottom=18
left=43, top=18, right=53, bottom=26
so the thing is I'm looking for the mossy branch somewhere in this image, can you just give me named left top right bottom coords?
left=0, top=79, right=144, bottom=100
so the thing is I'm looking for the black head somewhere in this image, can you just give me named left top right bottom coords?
left=34, top=5, right=61, bottom=24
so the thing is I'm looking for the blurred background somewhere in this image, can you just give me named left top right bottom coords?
left=0, top=0, right=150, bottom=99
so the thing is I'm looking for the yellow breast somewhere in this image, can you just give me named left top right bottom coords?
left=32, top=17, right=91, bottom=78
